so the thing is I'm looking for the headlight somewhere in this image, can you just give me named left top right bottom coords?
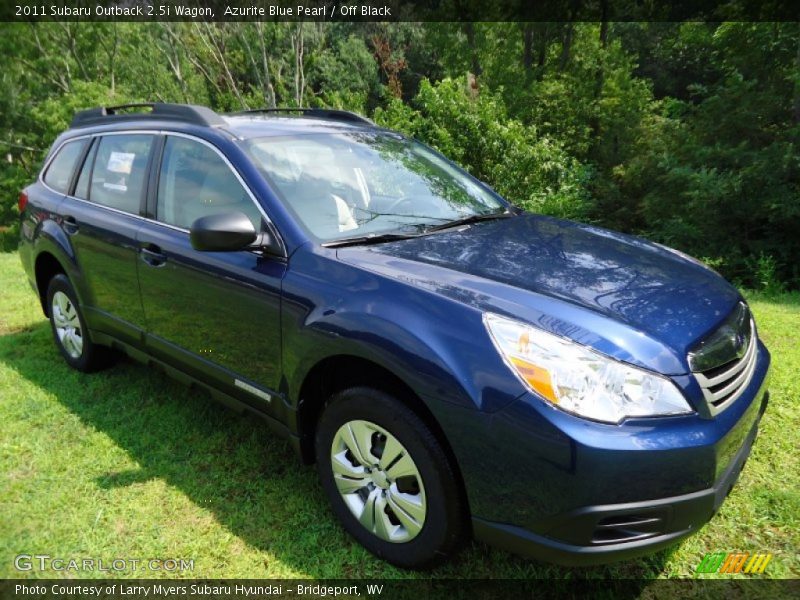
left=484, top=313, right=693, bottom=424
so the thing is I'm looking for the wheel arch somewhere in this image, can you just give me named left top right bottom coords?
left=31, top=217, right=81, bottom=317
left=34, top=251, right=67, bottom=317
left=295, top=354, right=470, bottom=517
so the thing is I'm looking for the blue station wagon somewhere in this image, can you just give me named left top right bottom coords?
left=18, top=103, right=770, bottom=568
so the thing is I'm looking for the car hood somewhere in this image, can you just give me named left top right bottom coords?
left=336, top=214, right=741, bottom=374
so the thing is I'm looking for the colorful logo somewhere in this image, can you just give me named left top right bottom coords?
left=696, top=552, right=773, bottom=574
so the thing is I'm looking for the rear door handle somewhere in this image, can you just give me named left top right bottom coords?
left=140, top=244, right=167, bottom=267
left=62, top=215, right=79, bottom=235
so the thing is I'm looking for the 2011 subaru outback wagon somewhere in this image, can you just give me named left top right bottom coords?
left=19, top=103, right=770, bottom=569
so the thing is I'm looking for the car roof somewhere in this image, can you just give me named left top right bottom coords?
left=221, top=115, right=378, bottom=138
left=64, top=103, right=385, bottom=141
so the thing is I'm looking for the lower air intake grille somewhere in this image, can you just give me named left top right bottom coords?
left=592, top=514, right=665, bottom=545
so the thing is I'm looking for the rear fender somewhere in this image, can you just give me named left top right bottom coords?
left=32, top=219, right=86, bottom=306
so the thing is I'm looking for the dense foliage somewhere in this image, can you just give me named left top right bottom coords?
left=1, top=22, right=797, bottom=289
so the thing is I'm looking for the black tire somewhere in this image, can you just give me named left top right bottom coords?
left=46, top=274, right=112, bottom=372
left=315, top=387, right=467, bottom=569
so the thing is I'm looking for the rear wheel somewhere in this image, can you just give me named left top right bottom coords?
left=315, top=387, right=467, bottom=569
left=46, top=274, right=111, bottom=372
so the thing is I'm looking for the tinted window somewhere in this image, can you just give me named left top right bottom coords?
left=89, top=134, right=154, bottom=214
left=157, top=136, right=262, bottom=231
left=43, top=139, right=88, bottom=194
left=73, top=139, right=97, bottom=200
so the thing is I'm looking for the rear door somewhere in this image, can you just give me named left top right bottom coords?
left=136, top=133, right=286, bottom=411
left=21, top=138, right=89, bottom=274
left=57, top=132, right=157, bottom=344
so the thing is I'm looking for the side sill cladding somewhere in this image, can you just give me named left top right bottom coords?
left=90, top=330, right=304, bottom=458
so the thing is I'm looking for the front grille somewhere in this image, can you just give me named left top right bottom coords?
left=691, top=305, right=758, bottom=416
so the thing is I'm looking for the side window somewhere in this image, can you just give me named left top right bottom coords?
left=89, top=134, right=154, bottom=214
left=73, top=138, right=97, bottom=200
left=157, top=136, right=263, bottom=231
left=43, top=139, right=88, bottom=194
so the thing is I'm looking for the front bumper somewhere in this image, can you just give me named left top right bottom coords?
left=446, top=339, right=771, bottom=565
left=473, top=389, right=767, bottom=565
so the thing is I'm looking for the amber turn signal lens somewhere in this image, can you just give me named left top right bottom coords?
left=509, top=356, right=558, bottom=404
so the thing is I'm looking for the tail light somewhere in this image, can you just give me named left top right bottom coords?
left=18, top=190, right=29, bottom=213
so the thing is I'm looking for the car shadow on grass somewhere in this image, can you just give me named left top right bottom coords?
left=0, top=322, right=675, bottom=583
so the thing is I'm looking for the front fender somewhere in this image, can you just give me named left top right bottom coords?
left=280, top=247, right=526, bottom=414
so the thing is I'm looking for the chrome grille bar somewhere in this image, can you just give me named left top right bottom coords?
left=693, top=318, right=758, bottom=416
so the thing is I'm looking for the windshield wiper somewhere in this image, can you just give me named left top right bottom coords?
left=322, top=208, right=518, bottom=248
left=322, top=231, right=423, bottom=248
left=422, top=208, right=516, bottom=233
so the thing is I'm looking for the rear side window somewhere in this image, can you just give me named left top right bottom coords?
left=156, top=136, right=263, bottom=231
left=89, top=134, right=154, bottom=214
left=43, top=139, right=88, bottom=194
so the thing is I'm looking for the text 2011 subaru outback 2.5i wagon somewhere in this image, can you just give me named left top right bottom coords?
left=19, top=103, right=770, bottom=568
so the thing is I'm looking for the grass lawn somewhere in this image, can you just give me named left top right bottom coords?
left=0, top=251, right=798, bottom=580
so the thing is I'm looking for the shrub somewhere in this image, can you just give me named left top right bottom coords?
left=375, top=77, right=591, bottom=221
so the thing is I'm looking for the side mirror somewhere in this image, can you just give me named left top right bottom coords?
left=190, top=211, right=284, bottom=255
left=190, top=211, right=258, bottom=252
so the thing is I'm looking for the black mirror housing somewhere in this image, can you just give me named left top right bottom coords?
left=190, top=211, right=258, bottom=252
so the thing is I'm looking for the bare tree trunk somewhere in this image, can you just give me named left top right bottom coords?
left=594, top=0, right=609, bottom=99
left=794, top=26, right=800, bottom=125
left=590, top=0, right=610, bottom=152
left=559, top=0, right=584, bottom=71
left=523, top=23, right=534, bottom=71
left=165, top=27, right=222, bottom=101
left=463, top=22, right=482, bottom=76
left=195, top=23, right=247, bottom=109
left=97, top=23, right=119, bottom=96
left=291, top=23, right=305, bottom=106
left=599, top=4, right=610, bottom=47
left=158, top=24, right=189, bottom=103
left=558, top=23, right=574, bottom=71
left=28, top=24, right=70, bottom=93
left=57, top=22, right=89, bottom=81
left=239, top=26, right=265, bottom=102
left=533, top=23, right=549, bottom=80
left=167, top=24, right=222, bottom=99
left=254, top=21, right=276, bottom=107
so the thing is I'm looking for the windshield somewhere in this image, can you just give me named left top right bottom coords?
left=243, top=133, right=505, bottom=242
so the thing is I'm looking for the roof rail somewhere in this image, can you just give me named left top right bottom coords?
left=231, top=107, right=375, bottom=126
left=70, top=103, right=227, bottom=129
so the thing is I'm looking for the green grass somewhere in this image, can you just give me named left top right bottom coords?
left=0, top=252, right=798, bottom=580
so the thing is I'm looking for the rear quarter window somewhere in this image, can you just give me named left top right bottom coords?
left=73, top=138, right=97, bottom=200
left=43, top=139, right=88, bottom=194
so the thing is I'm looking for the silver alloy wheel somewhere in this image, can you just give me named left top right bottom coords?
left=330, top=419, right=427, bottom=543
left=51, top=291, right=83, bottom=359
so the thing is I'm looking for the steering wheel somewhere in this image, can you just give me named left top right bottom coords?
left=382, top=196, right=415, bottom=213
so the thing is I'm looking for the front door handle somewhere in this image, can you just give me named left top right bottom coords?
left=140, top=244, right=167, bottom=267
left=62, top=215, right=79, bottom=235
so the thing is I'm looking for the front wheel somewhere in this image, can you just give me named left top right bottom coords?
left=315, top=387, right=467, bottom=569
left=46, top=274, right=111, bottom=372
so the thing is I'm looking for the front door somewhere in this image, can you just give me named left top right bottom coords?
left=136, top=134, right=285, bottom=409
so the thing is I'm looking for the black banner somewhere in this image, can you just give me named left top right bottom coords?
left=2, top=579, right=800, bottom=600
left=2, top=0, right=799, bottom=23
